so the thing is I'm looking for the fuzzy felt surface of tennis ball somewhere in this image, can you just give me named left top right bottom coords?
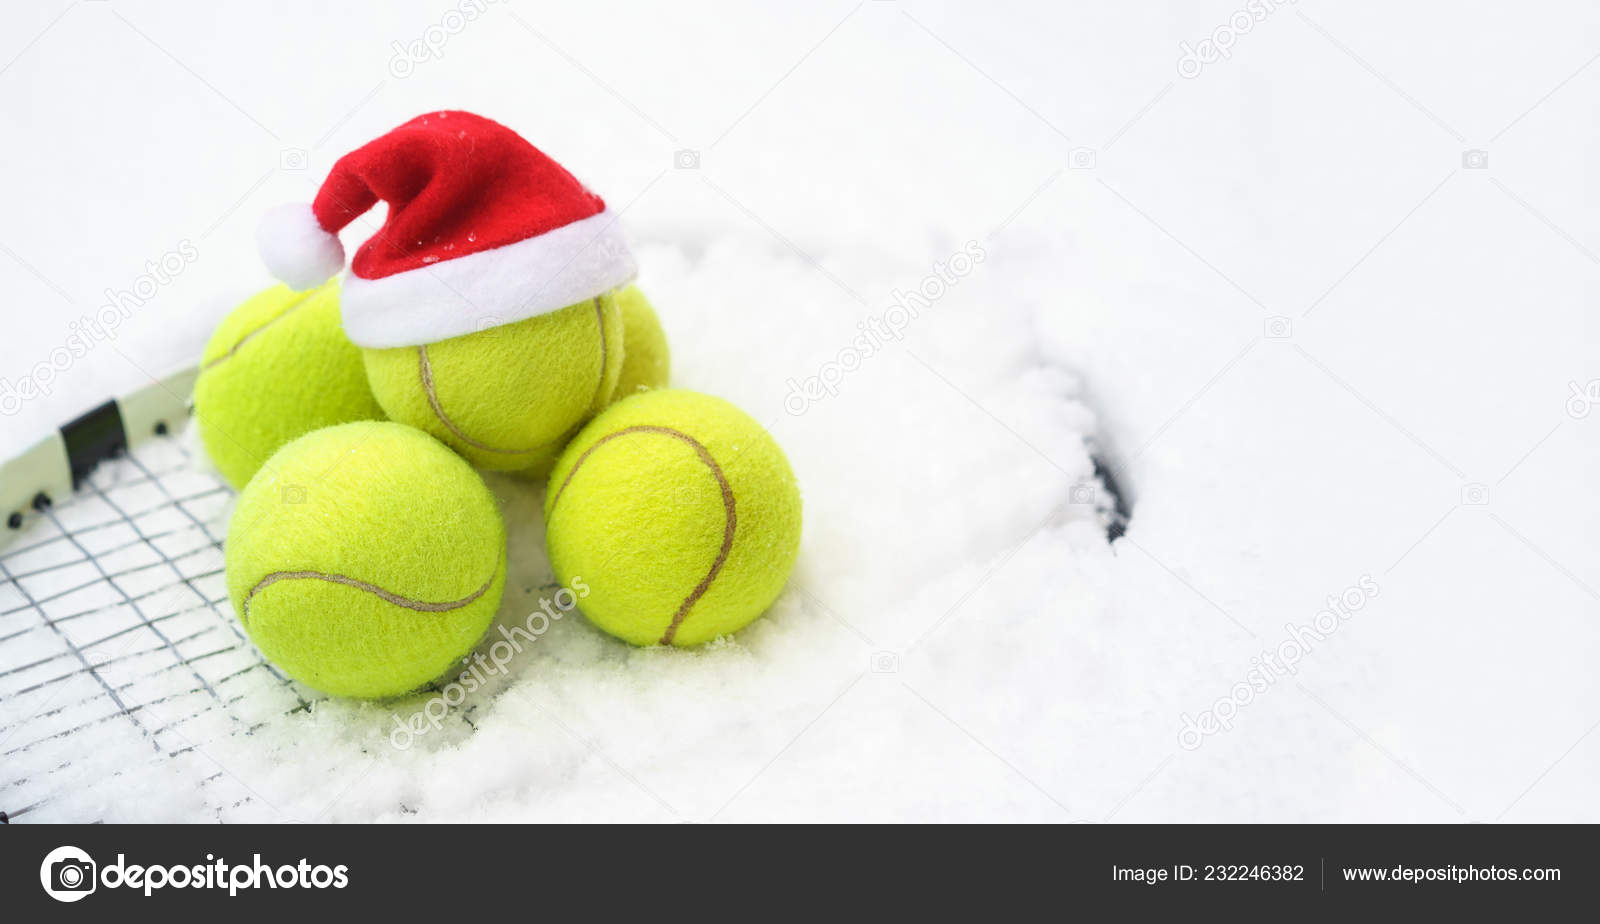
left=194, top=280, right=384, bottom=490
left=504, top=442, right=565, bottom=485
left=612, top=284, right=670, bottom=399
left=362, top=293, right=622, bottom=472
left=225, top=421, right=506, bottom=699
left=544, top=389, right=802, bottom=647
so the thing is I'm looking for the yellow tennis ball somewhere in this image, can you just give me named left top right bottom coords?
left=613, top=284, right=670, bottom=399
left=504, top=442, right=565, bottom=485
left=544, top=389, right=802, bottom=647
left=225, top=421, right=506, bottom=699
left=194, top=280, right=384, bottom=490
left=362, top=294, right=622, bottom=472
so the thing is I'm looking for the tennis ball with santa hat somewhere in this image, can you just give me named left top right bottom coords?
left=256, top=110, right=634, bottom=471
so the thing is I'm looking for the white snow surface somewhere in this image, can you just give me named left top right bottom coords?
left=1, top=1, right=1598, bottom=822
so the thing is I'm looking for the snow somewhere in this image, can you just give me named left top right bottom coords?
left=3, top=0, right=1598, bottom=822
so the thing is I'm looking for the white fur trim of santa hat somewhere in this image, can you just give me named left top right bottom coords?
left=339, top=209, right=637, bottom=349
left=256, top=203, right=345, bottom=291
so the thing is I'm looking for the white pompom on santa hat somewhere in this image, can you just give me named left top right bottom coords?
left=256, top=110, right=636, bottom=349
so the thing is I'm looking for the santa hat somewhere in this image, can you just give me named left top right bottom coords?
left=256, top=110, right=636, bottom=349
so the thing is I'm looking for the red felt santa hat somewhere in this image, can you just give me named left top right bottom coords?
left=256, top=110, right=636, bottom=349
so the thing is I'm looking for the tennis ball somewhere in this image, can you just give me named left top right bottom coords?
left=504, top=442, right=565, bottom=485
left=225, top=421, right=506, bottom=699
left=544, top=389, right=802, bottom=647
left=194, top=280, right=384, bottom=490
left=362, top=294, right=622, bottom=472
left=613, top=285, right=670, bottom=399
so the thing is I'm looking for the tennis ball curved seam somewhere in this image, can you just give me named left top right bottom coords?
left=239, top=562, right=500, bottom=629
left=195, top=289, right=314, bottom=464
left=196, top=282, right=386, bottom=490
left=226, top=420, right=506, bottom=698
left=415, top=296, right=611, bottom=456
left=548, top=424, right=736, bottom=645
left=198, top=290, right=316, bottom=373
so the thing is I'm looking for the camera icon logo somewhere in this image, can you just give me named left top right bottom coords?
left=1068, top=483, right=1097, bottom=505
left=1461, top=483, right=1490, bottom=506
left=673, top=149, right=701, bottom=170
left=1461, top=149, right=1489, bottom=170
left=1068, top=147, right=1096, bottom=170
left=280, top=147, right=309, bottom=171
left=280, top=484, right=308, bottom=504
left=40, top=845, right=96, bottom=902
left=870, top=651, right=899, bottom=674
left=1264, top=316, right=1292, bottom=340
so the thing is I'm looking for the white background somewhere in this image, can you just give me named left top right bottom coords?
left=1, top=0, right=1597, bottom=821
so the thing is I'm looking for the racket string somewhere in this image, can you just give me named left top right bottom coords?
left=0, top=430, right=322, bottom=822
